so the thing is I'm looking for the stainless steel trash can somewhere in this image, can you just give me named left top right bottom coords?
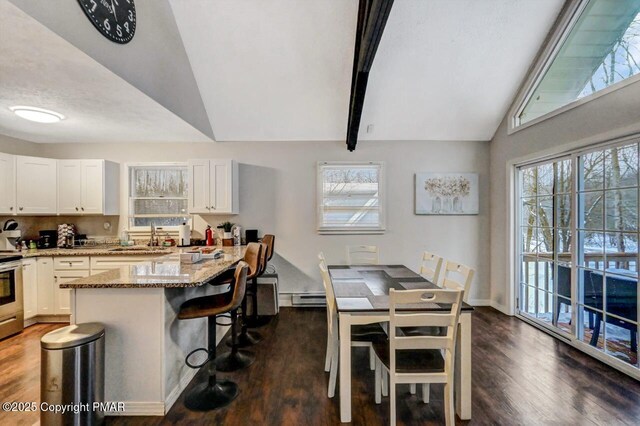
left=41, top=323, right=105, bottom=426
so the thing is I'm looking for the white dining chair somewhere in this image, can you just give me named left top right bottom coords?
left=442, top=260, right=475, bottom=303
left=373, top=288, right=464, bottom=426
left=419, top=251, right=444, bottom=285
left=346, top=245, right=379, bottom=265
left=319, top=261, right=382, bottom=397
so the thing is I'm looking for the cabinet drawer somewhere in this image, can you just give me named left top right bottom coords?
left=54, top=256, right=90, bottom=270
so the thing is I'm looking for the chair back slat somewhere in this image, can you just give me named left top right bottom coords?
left=442, top=261, right=475, bottom=303
left=394, top=336, right=451, bottom=350
left=393, top=312, right=457, bottom=328
left=318, top=251, right=327, bottom=269
left=420, top=251, right=444, bottom=285
left=346, top=245, right=379, bottom=265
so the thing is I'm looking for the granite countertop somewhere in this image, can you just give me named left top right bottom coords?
left=60, top=246, right=246, bottom=289
left=20, top=246, right=176, bottom=257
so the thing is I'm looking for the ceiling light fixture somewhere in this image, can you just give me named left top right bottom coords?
left=9, top=106, right=65, bottom=124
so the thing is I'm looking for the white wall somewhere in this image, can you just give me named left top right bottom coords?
left=29, top=139, right=491, bottom=302
left=489, top=78, right=640, bottom=313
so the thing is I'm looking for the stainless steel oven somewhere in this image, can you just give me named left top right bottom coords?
left=0, top=256, right=23, bottom=340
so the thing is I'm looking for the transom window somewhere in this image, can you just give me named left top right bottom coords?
left=128, top=164, right=189, bottom=229
left=317, top=162, right=385, bottom=234
left=515, top=0, right=640, bottom=127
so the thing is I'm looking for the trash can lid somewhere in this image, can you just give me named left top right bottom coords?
left=41, top=323, right=105, bottom=350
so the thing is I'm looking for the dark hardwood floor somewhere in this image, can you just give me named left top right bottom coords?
left=2, top=308, right=640, bottom=425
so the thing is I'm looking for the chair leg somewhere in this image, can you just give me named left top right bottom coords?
left=631, top=330, right=638, bottom=353
left=390, top=380, right=396, bottom=426
left=444, top=382, right=454, bottom=426
left=375, top=360, right=382, bottom=404
left=409, top=383, right=416, bottom=395
left=328, top=341, right=338, bottom=398
left=369, top=346, right=375, bottom=371
left=382, top=368, right=388, bottom=397
left=421, top=384, right=430, bottom=403
left=324, top=324, right=332, bottom=372
left=590, top=313, right=602, bottom=347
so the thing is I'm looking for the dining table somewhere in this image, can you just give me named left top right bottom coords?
left=328, top=264, right=474, bottom=423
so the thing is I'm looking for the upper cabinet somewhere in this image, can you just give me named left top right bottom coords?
left=0, top=153, right=16, bottom=214
left=16, top=156, right=57, bottom=215
left=58, top=160, right=119, bottom=215
left=187, top=159, right=238, bottom=214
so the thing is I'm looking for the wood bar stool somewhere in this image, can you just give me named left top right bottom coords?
left=245, top=234, right=275, bottom=328
left=178, top=261, right=249, bottom=411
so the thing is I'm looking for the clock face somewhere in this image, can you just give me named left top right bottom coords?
left=77, top=0, right=136, bottom=44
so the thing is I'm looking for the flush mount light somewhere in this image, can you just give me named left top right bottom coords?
left=9, top=106, right=65, bottom=123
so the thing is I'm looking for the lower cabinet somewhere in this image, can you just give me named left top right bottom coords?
left=36, top=257, right=55, bottom=316
left=24, top=254, right=159, bottom=326
left=22, top=259, right=38, bottom=320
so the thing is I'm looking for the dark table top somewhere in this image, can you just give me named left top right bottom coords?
left=328, top=264, right=474, bottom=313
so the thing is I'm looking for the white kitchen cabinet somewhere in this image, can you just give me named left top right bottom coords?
left=36, top=257, right=55, bottom=315
left=16, top=155, right=57, bottom=215
left=0, top=153, right=16, bottom=214
left=187, top=159, right=238, bottom=214
left=22, top=258, right=37, bottom=321
left=55, top=270, right=89, bottom=315
left=57, top=159, right=119, bottom=215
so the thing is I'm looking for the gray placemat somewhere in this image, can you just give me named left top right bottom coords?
left=384, top=267, right=423, bottom=279
left=330, top=269, right=363, bottom=280
left=334, top=281, right=374, bottom=298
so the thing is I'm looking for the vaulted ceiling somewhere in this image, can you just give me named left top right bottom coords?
left=1, top=0, right=566, bottom=144
left=170, top=0, right=565, bottom=142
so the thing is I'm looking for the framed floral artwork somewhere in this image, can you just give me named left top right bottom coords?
left=415, top=173, right=479, bottom=215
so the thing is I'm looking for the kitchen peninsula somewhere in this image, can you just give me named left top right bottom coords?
left=60, top=246, right=246, bottom=416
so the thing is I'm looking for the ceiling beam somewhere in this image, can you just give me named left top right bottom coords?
left=346, top=0, right=394, bottom=151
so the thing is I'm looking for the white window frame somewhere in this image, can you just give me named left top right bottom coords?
left=316, top=161, right=386, bottom=235
left=512, top=135, right=640, bottom=380
left=127, top=162, right=191, bottom=232
left=509, top=0, right=640, bottom=134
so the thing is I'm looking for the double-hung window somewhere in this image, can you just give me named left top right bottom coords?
left=317, top=162, right=385, bottom=234
left=128, top=164, right=190, bottom=229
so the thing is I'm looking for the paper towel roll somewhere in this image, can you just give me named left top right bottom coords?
left=178, top=223, right=191, bottom=247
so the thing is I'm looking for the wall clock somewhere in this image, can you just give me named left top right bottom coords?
left=77, top=0, right=136, bottom=44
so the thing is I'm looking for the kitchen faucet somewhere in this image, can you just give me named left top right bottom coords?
left=149, top=223, right=158, bottom=246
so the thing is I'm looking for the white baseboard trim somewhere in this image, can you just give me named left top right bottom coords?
left=23, top=317, right=38, bottom=328
left=31, top=314, right=71, bottom=323
left=106, top=402, right=165, bottom=416
left=467, top=298, right=491, bottom=306
left=164, top=367, right=198, bottom=414
left=278, top=294, right=293, bottom=307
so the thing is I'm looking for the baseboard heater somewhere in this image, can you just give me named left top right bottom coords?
left=291, top=293, right=326, bottom=307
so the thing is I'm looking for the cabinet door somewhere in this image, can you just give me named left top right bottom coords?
left=188, top=160, right=210, bottom=214
left=57, top=160, right=82, bottom=214
left=210, top=160, right=232, bottom=213
left=16, top=156, right=57, bottom=214
left=81, top=160, right=104, bottom=214
left=55, top=270, right=89, bottom=315
left=36, top=258, right=54, bottom=315
left=22, top=259, right=38, bottom=320
left=0, top=153, right=16, bottom=214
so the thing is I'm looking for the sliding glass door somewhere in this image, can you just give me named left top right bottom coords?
left=517, top=140, right=640, bottom=372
